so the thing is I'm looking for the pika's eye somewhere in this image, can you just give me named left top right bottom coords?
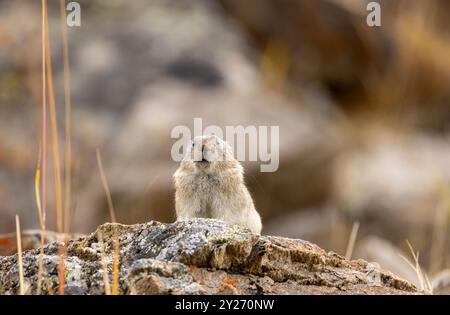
left=191, top=140, right=195, bottom=147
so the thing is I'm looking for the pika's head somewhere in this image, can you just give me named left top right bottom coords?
left=181, top=135, right=241, bottom=173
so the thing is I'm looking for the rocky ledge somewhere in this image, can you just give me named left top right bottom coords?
left=0, top=218, right=418, bottom=295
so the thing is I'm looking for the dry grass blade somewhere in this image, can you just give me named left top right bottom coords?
left=45, top=7, right=63, bottom=236
left=41, top=0, right=47, bottom=229
left=38, top=0, right=48, bottom=296
left=429, top=182, right=450, bottom=274
left=345, top=221, right=360, bottom=260
left=35, top=147, right=45, bottom=231
left=112, top=240, right=120, bottom=295
left=399, top=240, right=433, bottom=294
left=43, top=1, right=66, bottom=295
left=15, top=215, right=25, bottom=295
left=60, top=0, right=73, bottom=235
left=96, top=148, right=117, bottom=223
left=97, top=232, right=112, bottom=295
left=96, top=148, right=120, bottom=293
left=35, top=164, right=46, bottom=295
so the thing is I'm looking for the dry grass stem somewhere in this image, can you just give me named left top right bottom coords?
left=15, top=215, right=25, bottom=295
left=96, top=148, right=117, bottom=223
left=345, top=221, right=360, bottom=260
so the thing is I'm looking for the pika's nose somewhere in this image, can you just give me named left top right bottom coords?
left=201, top=145, right=207, bottom=162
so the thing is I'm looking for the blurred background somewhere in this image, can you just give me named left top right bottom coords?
left=0, top=0, right=449, bottom=291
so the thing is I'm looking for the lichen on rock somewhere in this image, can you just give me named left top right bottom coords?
left=0, top=218, right=418, bottom=295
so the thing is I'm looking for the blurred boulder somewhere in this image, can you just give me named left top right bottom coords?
left=0, top=0, right=338, bottom=234
left=221, top=0, right=385, bottom=103
left=220, top=0, right=450, bottom=130
left=262, top=206, right=349, bottom=252
left=332, top=127, right=450, bottom=236
left=431, top=269, right=450, bottom=295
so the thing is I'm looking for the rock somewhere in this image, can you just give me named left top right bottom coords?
left=0, top=218, right=418, bottom=295
left=354, top=236, right=420, bottom=288
left=0, top=230, right=83, bottom=256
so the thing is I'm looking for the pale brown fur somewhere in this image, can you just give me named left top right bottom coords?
left=173, top=135, right=262, bottom=234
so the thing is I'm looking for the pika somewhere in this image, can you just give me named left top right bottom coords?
left=174, top=135, right=262, bottom=234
